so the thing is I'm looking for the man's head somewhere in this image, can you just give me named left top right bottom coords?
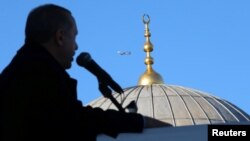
left=25, top=4, right=78, bottom=69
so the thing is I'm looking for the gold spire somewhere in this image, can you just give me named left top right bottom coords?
left=138, top=14, right=164, bottom=85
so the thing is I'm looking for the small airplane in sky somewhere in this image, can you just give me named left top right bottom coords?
left=117, top=51, right=131, bottom=56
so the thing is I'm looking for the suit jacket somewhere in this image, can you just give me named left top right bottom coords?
left=0, top=43, right=144, bottom=141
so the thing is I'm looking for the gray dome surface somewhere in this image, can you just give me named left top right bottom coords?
left=89, top=84, right=250, bottom=127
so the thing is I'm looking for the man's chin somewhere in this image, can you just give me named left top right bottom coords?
left=64, top=63, right=72, bottom=70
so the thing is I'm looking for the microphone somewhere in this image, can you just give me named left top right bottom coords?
left=76, top=52, right=124, bottom=94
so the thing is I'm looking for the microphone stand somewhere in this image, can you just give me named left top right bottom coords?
left=98, top=83, right=125, bottom=113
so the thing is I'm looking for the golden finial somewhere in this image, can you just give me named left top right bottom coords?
left=138, top=14, right=164, bottom=85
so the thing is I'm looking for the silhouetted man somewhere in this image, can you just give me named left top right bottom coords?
left=0, top=4, right=144, bottom=141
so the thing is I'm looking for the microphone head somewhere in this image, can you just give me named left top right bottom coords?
left=76, top=52, right=92, bottom=67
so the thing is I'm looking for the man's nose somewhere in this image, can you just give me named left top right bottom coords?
left=75, top=43, right=78, bottom=50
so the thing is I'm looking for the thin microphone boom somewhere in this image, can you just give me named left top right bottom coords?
left=76, top=52, right=124, bottom=94
left=76, top=52, right=125, bottom=112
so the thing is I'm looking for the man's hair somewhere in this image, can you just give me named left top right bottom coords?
left=25, top=4, right=72, bottom=44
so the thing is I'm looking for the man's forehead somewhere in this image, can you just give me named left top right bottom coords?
left=70, top=15, right=78, bottom=34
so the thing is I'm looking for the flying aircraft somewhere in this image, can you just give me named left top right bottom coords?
left=117, top=51, right=131, bottom=56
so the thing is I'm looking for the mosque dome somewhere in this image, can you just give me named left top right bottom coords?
left=89, top=84, right=250, bottom=126
left=88, top=15, right=250, bottom=127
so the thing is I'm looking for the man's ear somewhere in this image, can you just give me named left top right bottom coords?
left=55, top=28, right=65, bottom=46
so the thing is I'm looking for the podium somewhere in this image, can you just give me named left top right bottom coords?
left=97, top=125, right=208, bottom=141
left=97, top=123, right=250, bottom=141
